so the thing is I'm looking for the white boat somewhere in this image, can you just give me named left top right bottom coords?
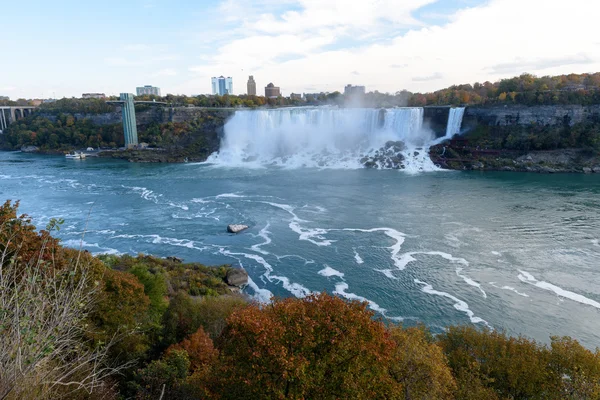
left=65, top=152, right=86, bottom=159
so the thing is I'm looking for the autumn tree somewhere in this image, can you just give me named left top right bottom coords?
left=0, top=201, right=120, bottom=399
left=90, top=269, right=152, bottom=364
left=209, top=293, right=401, bottom=399
left=438, top=326, right=563, bottom=399
left=388, top=326, right=456, bottom=399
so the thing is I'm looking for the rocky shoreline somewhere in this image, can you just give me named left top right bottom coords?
left=10, top=142, right=600, bottom=173
left=430, top=145, right=600, bottom=173
left=97, top=148, right=212, bottom=163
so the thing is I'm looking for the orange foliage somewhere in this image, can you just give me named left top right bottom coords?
left=167, top=327, right=218, bottom=372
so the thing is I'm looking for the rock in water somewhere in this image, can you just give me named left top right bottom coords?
left=226, top=268, right=249, bottom=287
left=227, top=224, right=249, bottom=233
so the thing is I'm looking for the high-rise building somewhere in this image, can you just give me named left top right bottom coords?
left=0, top=96, right=9, bottom=101
left=226, top=77, right=233, bottom=95
left=344, top=84, right=366, bottom=96
left=136, top=85, right=161, bottom=96
left=211, top=76, right=233, bottom=95
left=247, top=76, right=257, bottom=96
left=265, top=82, right=281, bottom=98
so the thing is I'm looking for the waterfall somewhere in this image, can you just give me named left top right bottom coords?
left=208, top=107, right=440, bottom=172
left=445, top=107, right=465, bottom=138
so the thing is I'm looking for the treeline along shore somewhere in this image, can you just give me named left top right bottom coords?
left=2, top=199, right=600, bottom=399
left=1, top=72, right=600, bottom=170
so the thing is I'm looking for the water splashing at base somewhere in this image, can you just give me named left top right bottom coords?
left=208, top=107, right=465, bottom=172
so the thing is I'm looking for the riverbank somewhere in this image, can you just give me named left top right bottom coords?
left=430, top=144, right=600, bottom=173
left=98, top=147, right=215, bottom=163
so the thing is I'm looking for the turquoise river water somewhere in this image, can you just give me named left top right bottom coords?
left=1, top=151, right=600, bottom=347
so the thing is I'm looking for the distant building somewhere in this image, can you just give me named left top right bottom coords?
left=247, top=76, right=257, bottom=96
left=211, top=76, right=233, bottom=95
left=0, top=96, right=9, bottom=101
left=290, top=93, right=302, bottom=100
left=265, top=83, right=281, bottom=98
left=136, top=85, right=161, bottom=96
left=82, top=93, right=106, bottom=99
left=30, top=99, right=43, bottom=106
left=344, top=84, right=366, bottom=96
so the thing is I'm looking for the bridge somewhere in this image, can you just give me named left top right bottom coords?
left=0, top=106, right=36, bottom=132
left=106, top=94, right=167, bottom=148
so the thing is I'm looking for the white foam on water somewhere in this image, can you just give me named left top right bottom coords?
left=489, top=282, right=530, bottom=297
left=168, top=202, right=189, bottom=210
left=246, top=276, right=274, bottom=303
left=221, top=249, right=312, bottom=298
left=61, top=239, right=123, bottom=256
left=124, top=185, right=161, bottom=204
left=456, top=267, right=487, bottom=298
left=191, top=197, right=212, bottom=204
left=518, top=270, right=600, bottom=309
left=491, top=251, right=501, bottom=256
left=263, top=201, right=336, bottom=246
left=353, top=248, right=364, bottom=264
left=301, top=205, right=327, bottom=213
left=384, top=249, right=468, bottom=272
left=375, top=269, right=398, bottom=280
left=341, top=228, right=406, bottom=269
left=318, top=266, right=345, bottom=278
left=334, top=282, right=388, bottom=314
left=274, top=254, right=315, bottom=265
left=250, top=224, right=272, bottom=255
left=414, top=279, right=492, bottom=329
left=215, top=193, right=247, bottom=199
left=111, top=233, right=207, bottom=251
left=592, top=239, right=599, bottom=247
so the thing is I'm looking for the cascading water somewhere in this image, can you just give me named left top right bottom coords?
left=207, top=107, right=441, bottom=172
left=446, top=107, right=465, bottom=137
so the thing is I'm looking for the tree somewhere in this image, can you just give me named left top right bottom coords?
left=438, top=326, right=555, bottom=399
left=90, top=269, right=152, bottom=364
left=0, top=201, right=120, bottom=399
left=388, top=326, right=456, bottom=399
left=210, top=293, right=401, bottom=399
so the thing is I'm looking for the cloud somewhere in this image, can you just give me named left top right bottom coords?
left=245, top=0, right=437, bottom=35
left=123, top=44, right=152, bottom=51
left=412, top=72, right=443, bottom=82
left=0, top=86, right=16, bottom=92
left=488, top=53, right=596, bottom=75
left=104, top=54, right=179, bottom=67
left=351, top=71, right=360, bottom=75
left=390, top=64, right=408, bottom=69
left=152, top=68, right=177, bottom=77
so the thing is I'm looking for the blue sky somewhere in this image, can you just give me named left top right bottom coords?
left=2, top=0, right=599, bottom=99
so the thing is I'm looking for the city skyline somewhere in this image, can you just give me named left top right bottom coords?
left=2, top=0, right=600, bottom=99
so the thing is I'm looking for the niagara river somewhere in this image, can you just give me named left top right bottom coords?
left=1, top=106, right=600, bottom=348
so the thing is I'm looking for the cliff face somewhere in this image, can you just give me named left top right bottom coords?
left=463, top=104, right=600, bottom=129
left=98, top=108, right=235, bottom=163
left=423, top=107, right=450, bottom=137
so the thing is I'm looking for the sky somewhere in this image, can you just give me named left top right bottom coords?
left=2, top=0, right=600, bottom=99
